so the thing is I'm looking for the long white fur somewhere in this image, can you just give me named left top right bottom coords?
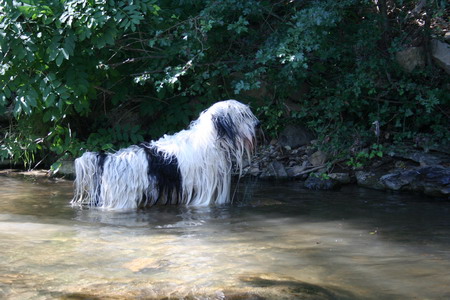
left=72, top=100, right=258, bottom=210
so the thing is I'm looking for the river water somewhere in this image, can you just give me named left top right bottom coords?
left=0, top=175, right=449, bottom=299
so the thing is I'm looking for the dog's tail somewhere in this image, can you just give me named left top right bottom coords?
left=72, top=152, right=104, bottom=206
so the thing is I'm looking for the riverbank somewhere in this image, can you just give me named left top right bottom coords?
left=239, top=141, right=450, bottom=200
left=0, top=169, right=71, bottom=185
left=1, top=141, right=449, bottom=200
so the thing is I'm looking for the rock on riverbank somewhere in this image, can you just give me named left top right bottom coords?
left=5, top=141, right=448, bottom=200
left=238, top=142, right=450, bottom=200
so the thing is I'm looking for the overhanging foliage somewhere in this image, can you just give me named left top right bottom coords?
left=0, top=0, right=448, bottom=168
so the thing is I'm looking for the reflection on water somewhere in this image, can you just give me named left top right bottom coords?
left=0, top=175, right=449, bottom=299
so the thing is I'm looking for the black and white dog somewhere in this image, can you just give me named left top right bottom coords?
left=72, top=100, right=259, bottom=209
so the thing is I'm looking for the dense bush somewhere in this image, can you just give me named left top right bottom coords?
left=0, top=0, right=448, bottom=169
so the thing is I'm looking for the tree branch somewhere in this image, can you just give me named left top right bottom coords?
left=108, top=56, right=165, bottom=68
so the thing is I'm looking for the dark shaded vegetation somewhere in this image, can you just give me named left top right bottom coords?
left=0, top=0, right=448, bottom=170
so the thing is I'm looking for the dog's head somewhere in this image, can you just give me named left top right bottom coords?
left=200, top=100, right=259, bottom=161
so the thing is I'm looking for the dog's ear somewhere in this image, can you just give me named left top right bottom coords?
left=212, top=113, right=237, bottom=144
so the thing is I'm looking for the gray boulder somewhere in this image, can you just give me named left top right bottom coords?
left=304, top=175, right=339, bottom=190
left=380, top=166, right=450, bottom=198
left=355, top=171, right=385, bottom=190
left=259, top=161, right=289, bottom=179
left=389, top=149, right=449, bottom=166
left=328, top=173, right=352, bottom=184
left=395, top=47, right=425, bottom=72
left=309, top=150, right=327, bottom=166
left=278, top=124, right=315, bottom=148
left=431, top=39, right=450, bottom=75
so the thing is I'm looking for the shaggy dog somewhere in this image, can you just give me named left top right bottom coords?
left=72, top=100, right=259, bottom=209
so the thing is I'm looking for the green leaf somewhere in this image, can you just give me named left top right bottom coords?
left=43, top=109, right=55, bottom=122
left=404, top=108, right=413, bottom=117
left=50, top=161, right=62, bottom=172
left=61, top=47, right=69, bottom=60
left=25, top=87, right=38, bottom=107
left=102, top=143, right=113, bottom=151
left=48, top=43, right=59, bottom=61
left=47, top=72, right=57, bottom=81
left=19, top=97, right=32, bottom=115
left=55, top=51, right=64, bottom=66
left=104, top=28, right=115, bottom=45
left=64, top=33, right=76, bottom=54
left=26, top=49, right=35, bottom=62
left=0, top=92, right=6, bottom=113
left=13, top=101, right=22, bottom=116
left=4, top=86, right=11, bottom=98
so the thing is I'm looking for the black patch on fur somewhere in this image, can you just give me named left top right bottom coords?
left=95, top=151, right=108, bottom=206
left=97, top=151, right=108, bottom=173
left=212, top=113, right=237, bottom=145
left=139, top=143, right=182, bottom=205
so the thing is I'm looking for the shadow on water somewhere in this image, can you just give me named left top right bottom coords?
left=237, top=274, right=356, bottom=300
left=1, top=175, right=450, bottom=299
left=56, top=275, right=357, bottom=300
left=235, top=179, right=450, bottom=244
left=61, top=293, right=103, bottom=300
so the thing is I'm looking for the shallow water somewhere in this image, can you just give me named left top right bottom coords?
left=0, top=175, right=449, bottom=299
